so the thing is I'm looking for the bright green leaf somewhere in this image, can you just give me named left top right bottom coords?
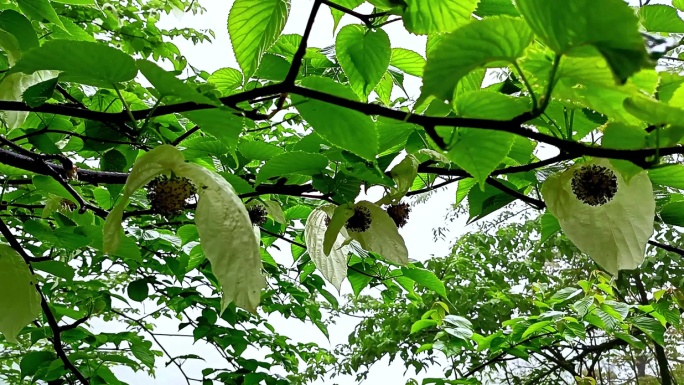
left=336, top=25, right=391, bottom=100
left=403, top=0, right=479, bottom=34
left=227, top=0, right=290, bottom=80
left=421, top=16, right=533, bottom=102
left=293, top=76, right=378, bottom=160
left=447, top=129, right=515, bottom=189
left=256, top=151, right=328, bottom=184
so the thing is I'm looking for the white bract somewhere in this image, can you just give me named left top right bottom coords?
left=103, top=145, right=265, bottom=312
left=541, top=158, right=655, bottom=275
left=305, top=207, right=349, bottom=292
left=0, top=244, right=41, bottom=343
left=323, top=201, right=409, bottom=265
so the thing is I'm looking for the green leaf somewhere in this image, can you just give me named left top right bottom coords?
left=390, top=48, right=425, bottom=77
left=20, top=351, right=56, bottom=378
left=660, top=202, right=684, bottom=227
left=675, top=0, right=684, bottom=11
left=0, top=10, right=39, bottom=52
left=227, top=0, right=290, bottom=80
left=51, top=0, right=95, bottom=4
left=401, top=267, right=447, bottom=298
left=455, top=90, right=531, bottom=120
left=421, top=16, right=533, bottom=102
left=127, top=279, right=149, bottom=302
left=17, top=0, right=65, bottom=30
left=403, top=0, right=479, bottom=34
left=11, top=40, right=137, bottom=87
left=601, top=123, right=646, bottom=181
left=624, top=96, right=684, bottom=126
left=0, top=28, right=21, bottom=65
left=639, top=5, right=684, bottom=33
left=516, top=0, right=648, bottom=82
left=521, top=320, right=552, bottom=340
left=336, top=25, right=391, bottom=100
left=327, top=0, right=363, bottom=32
left=447, top=129, right=515, bottom=189
left=207, top=67, right=243, bottom=93
left=137, top=60, right=218, bottom=106
left=0, top=244, right=41, bottom=343
left=183, top=109, right=245, bottom=150
left=293, top=76, right=378, bottom=160
left=256, top=151, right=328, bottom=184
left=347, top=266, right=373, bottom=296
left=22, top=77, right=58, bottom=107
left=540, top=211, right=560, bottom=243
left=649, top=165, right=684, bottom=190
left=238, top=141, right=284, bottom=161
left=632, top=316, right=665, bottom=346
left=475, top=0, right=519, bottom=17
left=305, top=208, right=349, bottom=292
left=410, top=319, right=438, bottom=334
left=32, top=175, right=74, bottom=201
left=33, top=261, right=74, bottom=281
left=541, top=159, right=655, bottom=275
left=323, top=204, right=354, bottom=256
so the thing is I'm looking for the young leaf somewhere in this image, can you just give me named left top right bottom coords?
left=541, top=158, right=655, bottom=275
left=516, top=0, right=648, bottom=82
left=390, top=48, right=425, bottom=77
left=335, top=24, right=391, bottom=100
left=323, top=204, right=355, bottom=256
left=447, top=128, right=515, bottom=189
left=328, top=0, right=364, bottom=32
left=639, top=5, right=684, bottom=33
left=401, top=267, right=447, bottom=298
left=305, top=208, right=349, bottom=292
left=421, top=16, right=533, bottom=102
left=227, top=0, right=290, bottom=80
left=403, top=0, right=479, bottom=34
left=0, top=244, right=40, bottom=343
left=293, top=76, right=378, bottom=160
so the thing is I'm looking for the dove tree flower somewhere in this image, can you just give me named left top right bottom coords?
left=541, top=158, right=655, bottom=275
left=0, top=244, right=41, bottom=343
left=103, top=145, right=265, bottom=313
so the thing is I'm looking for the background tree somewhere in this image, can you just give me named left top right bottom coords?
left=0, top=0, right=683, bottom=384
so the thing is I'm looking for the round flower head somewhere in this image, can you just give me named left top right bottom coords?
left=146, top=175, right=197, bottom=217
left=570, top=164, right=618, bottom=206
left=345, top=206, right=372, bottom=232
left=247, top=205, right=268, bottom=226
left=386, top=202, right=411, bottom=228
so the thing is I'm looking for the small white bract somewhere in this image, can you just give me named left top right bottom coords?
left=323, top=201, right=409, bottom=265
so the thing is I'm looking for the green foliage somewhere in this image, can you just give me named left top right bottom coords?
left=0, top=0, right=683, bottom=384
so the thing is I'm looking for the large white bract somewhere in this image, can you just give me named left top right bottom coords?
left=103, top=145, right=265, bottom=313
left=541, top=158, right=655, bottom=275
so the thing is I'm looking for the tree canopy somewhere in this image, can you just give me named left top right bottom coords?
left=1, top=0, right=684, bottom=384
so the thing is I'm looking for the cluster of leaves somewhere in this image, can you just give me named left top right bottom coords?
left=0, top=0, right=683, bottom=384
